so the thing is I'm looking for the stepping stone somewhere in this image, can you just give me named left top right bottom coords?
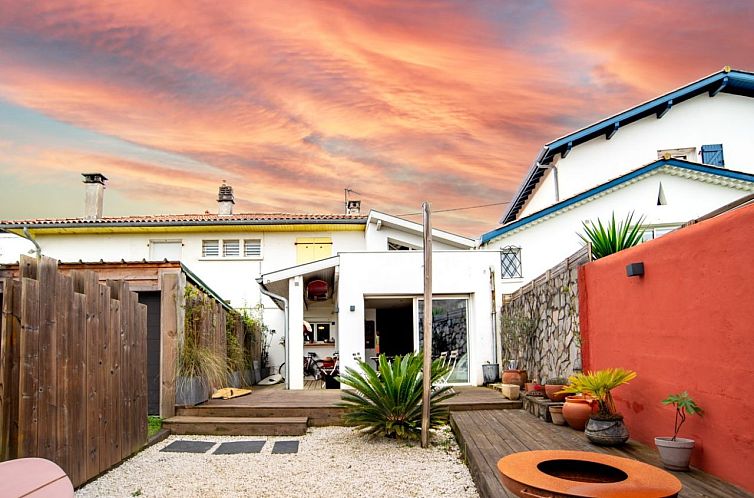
left=271, top=441, right=299, bottom=454
left=213, top=441, right=266, bottom=455
left=160, top=440, right=215, bottom=453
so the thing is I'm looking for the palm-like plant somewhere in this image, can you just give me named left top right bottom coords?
left=579, top=212, right=646, bottom=260
left=337, top=353, right=456, bottom=440
left=559, top=368, right=637, bottom=419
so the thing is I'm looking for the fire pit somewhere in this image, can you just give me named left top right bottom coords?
left=497, top=450, right=681, bottom=498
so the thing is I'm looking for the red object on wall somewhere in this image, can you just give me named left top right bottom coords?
left=306, top=280, right=328, bottom=301
left=579, top=202, right=754, bottom=493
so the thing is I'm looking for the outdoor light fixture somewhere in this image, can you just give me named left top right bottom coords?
left=626, top=262, right=644, bottom=277
left=349, top=305, right=356, bottom=312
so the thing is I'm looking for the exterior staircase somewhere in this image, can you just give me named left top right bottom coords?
left=163, top=414, right=309, bottom=436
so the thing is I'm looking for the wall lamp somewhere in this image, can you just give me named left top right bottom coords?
left=626, top=262, right=644, bottom=277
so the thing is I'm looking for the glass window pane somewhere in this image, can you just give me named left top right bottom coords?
left=244, top=239, right=261, bottom=257
left=223, top=240, right=240, bottom=257
left=418, top=298, right=468, bottom=383
left=501, top=246, right=522, bottom=278
left=202, top=240, right=219, bottom=257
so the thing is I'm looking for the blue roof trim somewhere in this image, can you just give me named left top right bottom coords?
left=482, top=159, right=754, bottom=244
left=502, top=69, right=754, bottom=224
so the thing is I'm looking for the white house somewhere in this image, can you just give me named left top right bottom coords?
left=0, top=177, right=500, bottom=389
left=482, top=67, right=754, bottom=296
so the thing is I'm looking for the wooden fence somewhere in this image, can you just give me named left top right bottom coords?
left=0, top=255, right=147, bottom=488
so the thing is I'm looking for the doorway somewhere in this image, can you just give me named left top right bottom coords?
left=364, top=298, right=414, bottom=365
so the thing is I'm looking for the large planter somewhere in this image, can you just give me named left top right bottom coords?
left=502, top=369, right=528, bottom=388
left=544, top=384, right=567, bottom=402
left=176, top=376, right=209, bottom=406
left=655, top=437, right=695, bottom=471
left=242, top=368, right=254, bottom=386
left=482, top=364, right=500, bottom=385
left=562, top=395, right=595, bottom=431
left=549, top=405, right=566, bottom=425
left=585, top=417, right=629, bottom=446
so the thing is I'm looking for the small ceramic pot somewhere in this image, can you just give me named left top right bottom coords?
left=549, top=405, right=566, bottom=426
left=655, top=437, right=695, bottom=471
left=544, top=384, right=567, bottom=402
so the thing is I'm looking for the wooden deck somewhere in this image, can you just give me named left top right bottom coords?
left=174, top=386, right=521, bottom=429
left=451, top=409, right=752, bottom=498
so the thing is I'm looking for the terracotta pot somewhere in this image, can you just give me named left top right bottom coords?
left=562, top=395, right=596, bottom=431
left=544, top=384, right=567, bottom=402
left=524, top=382, right=544, bottom=393
left=549, top=405, right=566, bottom=425
left=502, top=369, right=528, bottom=388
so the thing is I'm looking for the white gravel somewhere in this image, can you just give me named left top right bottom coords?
left=76, top=426, right=479, bottom=498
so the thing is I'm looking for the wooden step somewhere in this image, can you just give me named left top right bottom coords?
left=175, top=405, right=346, bottom=426
left=163, top=416, right=308, bottom=436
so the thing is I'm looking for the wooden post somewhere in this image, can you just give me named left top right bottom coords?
left=421, top=201, right=432, bottom=449
left=159, top=273, right=178, bottom=418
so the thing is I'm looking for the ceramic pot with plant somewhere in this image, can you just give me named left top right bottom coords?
left=559, top=368, right=637, bottom=446
left=545, top=377, right=569, bottom=402
left=655, top=392, right=703, bottom=471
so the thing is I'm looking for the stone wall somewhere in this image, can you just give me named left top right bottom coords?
left=500, top=245, right=590, bottom=383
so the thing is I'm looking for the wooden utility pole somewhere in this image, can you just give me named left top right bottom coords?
left=421, top=201, right=433, bottom=448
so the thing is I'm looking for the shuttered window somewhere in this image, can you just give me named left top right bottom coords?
left=295, top=237, right=332, bottom=264
left=202, top=240, right=219, bottom=257
left=244, top=239, right=262, bottom=257
left=223, top=240, right=240, bottom=257
left=701, top=144, right=724, bottom=167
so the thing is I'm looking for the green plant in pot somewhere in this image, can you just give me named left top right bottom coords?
left=544, top=376, right=569, bottom=402
left=176, top=335, right=228, bottom=406
left=559, top=368, right=636, bottom=446
left=655, top=392, right=703, bottom=471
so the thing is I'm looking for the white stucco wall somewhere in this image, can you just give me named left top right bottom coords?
left=489, top=168, right=754, bottom=301
left=364, top=221, right=466, bottom=251
left=0, top=233, right=35, bottom=263
left=520, top=93, right=754, bottom=217
left=335, top=250, right=500, bottom=386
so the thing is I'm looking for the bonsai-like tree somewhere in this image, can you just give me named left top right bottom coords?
left=662, top=392, right=703, bottom=441
left=559, top=368, right=637, bottom=419
left=579, top=211, right=646, bottom=260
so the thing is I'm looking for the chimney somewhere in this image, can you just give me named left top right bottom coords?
left=347, top=199, right=361, bottom=215
left=218, top=181, right=235, bottom=215
left=82, top=173, right=107, bottom=220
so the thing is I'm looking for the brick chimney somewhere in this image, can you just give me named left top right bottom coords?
left=218, top=181, right=234, bottom=215
left=82, top=173, right=107, bottom=220
left=347, top=199, right=361, bottom=215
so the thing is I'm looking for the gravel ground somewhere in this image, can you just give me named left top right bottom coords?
left=76, top=426, right=479, bottom=498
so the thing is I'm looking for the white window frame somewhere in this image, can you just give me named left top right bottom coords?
left=201, top=237, right=264, bottom=260
left=202, top=239, right=220, bottom=257
left=223, top=239, right=240, bottom=257
left=148, top=239, right=183, bottom=261
left=244, top=239, right=263, bottom=259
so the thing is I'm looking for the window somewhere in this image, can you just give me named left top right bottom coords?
left=244, top=239, right=262, bottom=257
left=312, top=323, right=331, bottom=342
left=387, top=238, right=419, bottom=251
left=296, top=237, right=332, bottom=264
left=149, top=240, right=182, bottom=260
left=701, top=144, right=725, bottom=167
left=202, top=240, right=219, bottom=257
left=501, top=246, right=522, bottom=279
left=418, top=298, right=469, bottom=383
left=657, top=147, right=697, bottom=162
left=223, top=239, right=240, bottom=257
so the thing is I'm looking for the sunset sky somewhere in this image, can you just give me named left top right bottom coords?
left=1, top=1, right=753, bottom=236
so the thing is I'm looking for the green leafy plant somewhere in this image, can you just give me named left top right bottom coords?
left=226, top=326, right=245, bottom=373
left=337, top=352, right=456, bottom=440
left=545, top=377, right=569, bottom=385
left=147, top=416, right=162, bottom=438
left=579, top=211, right=646, bottom=260
left=662, top=392, right=703, bottom=440
left=180, top=284, right=229, bottom=387
left=559, top=368, right=637, bottom=419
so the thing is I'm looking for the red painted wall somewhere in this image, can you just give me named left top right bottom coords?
left=579, top=203, right=754, bottom=493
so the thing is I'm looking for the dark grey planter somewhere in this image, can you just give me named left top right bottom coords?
left=585, top=417, right=629, bottom=446
left=243, top=369, right=254, bottom=386
left=228, top=371, right=242, bottom=388
left=482, top=364, right=500, bottom=384
left=176, top=376, right=209, bottom=406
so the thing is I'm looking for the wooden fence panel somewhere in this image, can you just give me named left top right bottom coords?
left=0, top=258, right=148, bottom=488
left=159, top=274, right=178, bottom=418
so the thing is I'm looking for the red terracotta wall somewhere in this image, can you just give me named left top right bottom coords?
left=579, top=203, right=754, bottom=493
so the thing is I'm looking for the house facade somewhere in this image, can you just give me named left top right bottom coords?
left=0, top=180, right=499, bottom=389
left=482, top=68, right=754, bottom=299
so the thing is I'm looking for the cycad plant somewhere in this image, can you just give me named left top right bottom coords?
left=579, top=212, right=646, bottom=260
left=337, top=352, right=456, bottom=440
left=559, top=368, right=637, bottom=419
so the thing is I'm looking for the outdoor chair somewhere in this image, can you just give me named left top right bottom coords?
left=434, top=349, right=458, bottom=394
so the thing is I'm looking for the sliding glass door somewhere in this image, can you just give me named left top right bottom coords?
left=417, top=298, right=469, bottom=383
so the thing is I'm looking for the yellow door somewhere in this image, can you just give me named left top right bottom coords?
left=296, top=237, right=332, bottom=264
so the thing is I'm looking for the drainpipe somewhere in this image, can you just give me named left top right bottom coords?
left=0, top=227, right=41, bottom=259
left=489, top=266, right=498, bottom=365
left=256, top=278, right=290, bottom=389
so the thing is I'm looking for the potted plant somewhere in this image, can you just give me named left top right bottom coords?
left=544, top=376, right=569, bottom=402
left=655, top=392, right=703, bottom=471
left=176, top=336, right=228, bottom=406
left=559, top=368, right=637, bottom=446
